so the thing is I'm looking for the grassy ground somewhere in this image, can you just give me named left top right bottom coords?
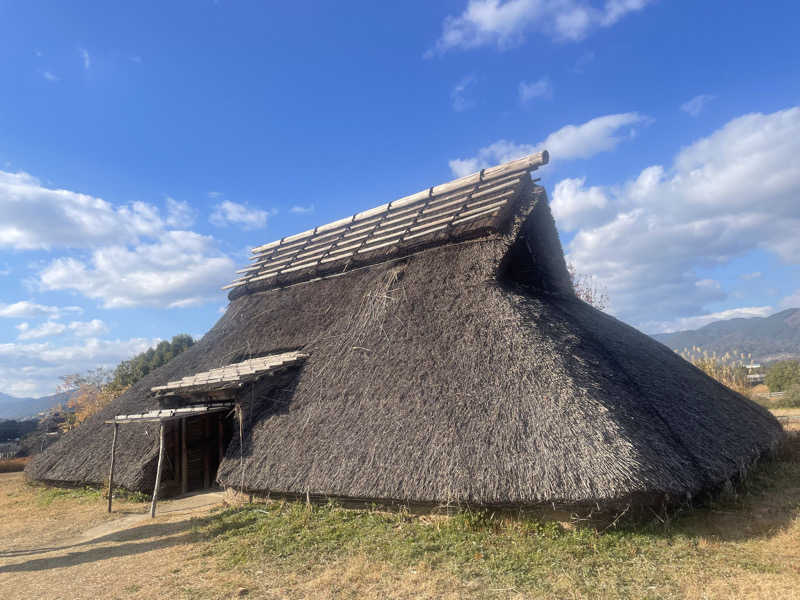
left=1, top=417, right=798, bottom=599
left=192, top=422, right=800, bottom=599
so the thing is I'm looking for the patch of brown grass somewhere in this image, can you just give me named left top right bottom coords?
left=0, top=457, right=29, bottom=473
left=0, top=473, right=148, bottom=554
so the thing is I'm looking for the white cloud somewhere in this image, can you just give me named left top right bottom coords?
left=290, top=204, right=315, bottom=215
left=14, top=318, right=110, bottom=340
left=210, top=200, right=270, bottom=230
left=681, top=94, right=715, bottom=117
left=0, top=301, right=82, bottom=319
left=519, top=77, right=553, bottom=103
left=16, top=321, right=66, bottom=340
left=449, top=112, right=646, bottom=176
left=68, top=319, right=109, bottom=337
left=0, top=170, right=162, bottom=250
left=451, top=75, right=477, bottom=111
left=165, top=196, right=196, bottom=227
left=0, top=170, right=237, bottom=309
left=542, top=112, right=647, bottom=158
left=42, top=71, right=59, bottom=82
left=39, top=230, right=235, bottom=308
left=649, top=306, right=775, bottom=334
left=552, top=176, right=610, bottom=230
left=79, top=48, right=91, bottom=70
left=0, top=337, right=158, bottom=397
left=558, top=107, right=800, bottom=330
left=429, top=0, right=652, bottom=54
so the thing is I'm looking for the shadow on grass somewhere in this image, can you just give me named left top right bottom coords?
left=0, top=518, right=215, bottom=572
left=0, top=503, right=260, bottom=573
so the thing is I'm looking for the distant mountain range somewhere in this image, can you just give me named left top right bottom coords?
left=0, top=392, right=70, bottom=420
left=652, top=308, right=800, bottom=362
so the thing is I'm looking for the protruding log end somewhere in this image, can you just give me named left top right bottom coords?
left=541, top=149, right=549, bottom=165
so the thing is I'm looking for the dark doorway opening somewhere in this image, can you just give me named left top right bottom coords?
left=172, top=411, right=234, bottom=494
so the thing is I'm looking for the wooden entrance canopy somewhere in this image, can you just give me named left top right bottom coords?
left=105, top=404, right=234, bottom=518
left=106, top=351, right=308, bottom=517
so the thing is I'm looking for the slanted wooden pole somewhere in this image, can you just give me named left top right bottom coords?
left=150, top=422, right=166, bottom=518
left=107, top=423, right=119, bottom=513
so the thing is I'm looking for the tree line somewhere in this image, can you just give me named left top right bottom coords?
left=59, top=334, right=195, bottom=431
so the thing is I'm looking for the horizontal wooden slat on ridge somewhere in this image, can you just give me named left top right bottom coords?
left=224, top=150, right=548, bottom=292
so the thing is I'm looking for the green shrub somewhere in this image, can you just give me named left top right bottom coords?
left=780, top=384, right=800, bottom=408
left=765, top=360, right=800, bottom=392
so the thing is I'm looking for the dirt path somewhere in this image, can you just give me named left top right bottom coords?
left=0, top=473, right=247, bottom=600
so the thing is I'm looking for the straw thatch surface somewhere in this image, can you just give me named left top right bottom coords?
left=26, top=180, right=783, bottom=508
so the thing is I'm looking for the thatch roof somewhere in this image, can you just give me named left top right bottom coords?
left=26, top=152, right=783, bottom=509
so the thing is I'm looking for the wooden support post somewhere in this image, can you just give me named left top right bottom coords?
left=171, top=425, right=180, bottom=483
left=218, top=418, right=224, bottom=464
left=107, top=423, right=118, bottom=513
left=237, top=403, right=245, bottom=494
left=203, top=415, right=210, bottom=489
left=181, top=418, right=188, bottom=495
left=150, top=422, right=166, bottom=518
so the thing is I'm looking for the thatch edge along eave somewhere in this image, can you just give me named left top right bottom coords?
left=221, top=429, right=783, bottom=511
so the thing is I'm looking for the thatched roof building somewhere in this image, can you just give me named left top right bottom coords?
left=27, top=151, right=783, bottom=509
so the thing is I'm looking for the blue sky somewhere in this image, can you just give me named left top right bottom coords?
left=1, top=0, right=799, bottom=397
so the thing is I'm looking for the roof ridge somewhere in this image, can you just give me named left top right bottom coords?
left=225, top=151, right=549, bottom=296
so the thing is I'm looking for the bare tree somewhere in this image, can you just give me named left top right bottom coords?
left=567, top=262, right=609, bottom=311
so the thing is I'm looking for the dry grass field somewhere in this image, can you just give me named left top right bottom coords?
left=1, top=416, right=798, bottom=600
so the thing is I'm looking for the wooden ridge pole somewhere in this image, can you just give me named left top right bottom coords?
left=150, top=422, right=166, bottom=518
left=107, top=423, right=118, bottom=513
